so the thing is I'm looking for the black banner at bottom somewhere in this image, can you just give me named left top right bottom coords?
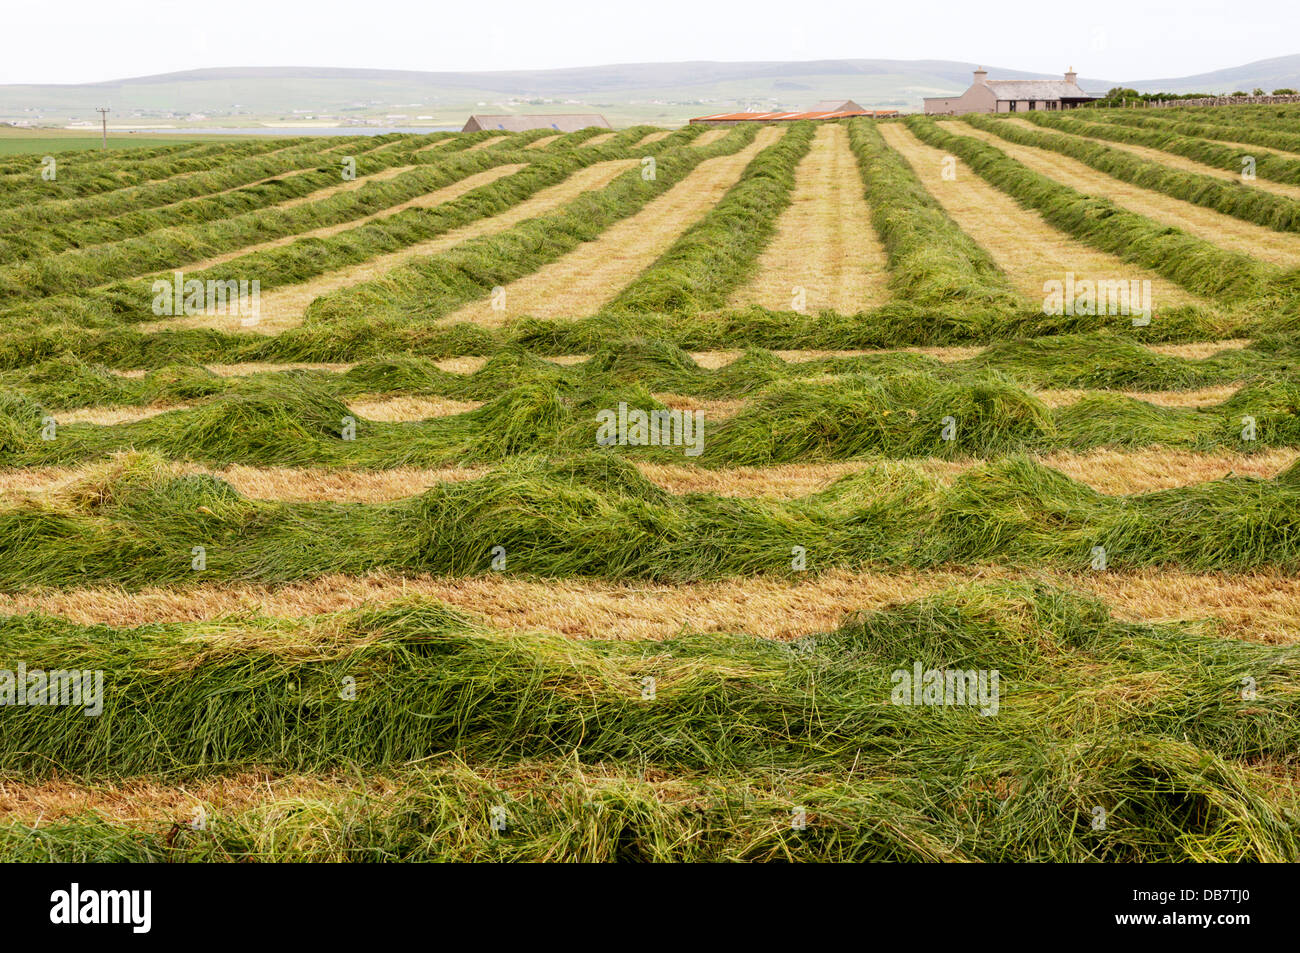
left=0, top=862, right=1277, bottom=942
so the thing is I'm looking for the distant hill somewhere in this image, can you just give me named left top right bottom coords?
left=2, top=57, right=1297, bottom=127
left=1119, top=54, right=1300, bottom=94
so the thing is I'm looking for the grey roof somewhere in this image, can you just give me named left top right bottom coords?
left=461, top=113, right=611, bottom=133
left=809, top=99, right=864, bottom=112
left=983, top=80, right=1097, bottom=101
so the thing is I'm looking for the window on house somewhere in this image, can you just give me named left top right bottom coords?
left=1029, top=101, right=1037, bottom=110
left=1008, top=100, right=1017, bottom=112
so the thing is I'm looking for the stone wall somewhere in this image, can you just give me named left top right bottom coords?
left=1144, top=94, right=1300, bottom=108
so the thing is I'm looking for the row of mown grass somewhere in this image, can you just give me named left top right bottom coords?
left=0, top=127, right=701, bottom=326
left=0, top=135, right=372, bottom=232
left=0, top=138, right=215, bottom=173
left=3, top=116, right=1284, bottom=361
left=1021, top=111, right=1300, bottom=187
left=847, top=119, right=1022, bottom=319
left=0, top=136, right=301, bottom=210
left=0, top=132, right=456, bottom=265
left=1, top=450, right=1299, bottom=583
left=966, top=113, right=1300, bottom=232
left=4, top=740, right=1294, bottom=862
left=0, top=287, right=1268, bottom=372
left=906, top=117, right=1291, bottom=304
left=5, top=333, right=1292, bottom=410
left=600, top=120, right=817, bottom=314
left=0, top=143, right=549, bottom=299
left=291, top=125, right=757, bottom=328
left=0, top=137, right=218, bottom=183
left=4, top=355, right=1298, bottom=470
left=0, top=582, right=1296, bottom=861
left=1090, top=108, right=1300, bottom=153
left=0, top=129, right=552, bottom=270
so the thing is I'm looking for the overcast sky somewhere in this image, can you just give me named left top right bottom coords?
left=6, top=0, right=1297, bottom=85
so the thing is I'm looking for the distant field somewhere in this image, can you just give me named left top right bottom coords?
left=2, top=107, right=1300, bottom=863
left=0, top=129, right=248, bottom=155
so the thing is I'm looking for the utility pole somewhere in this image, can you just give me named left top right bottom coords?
left=96, top=107, right=110, bottom=149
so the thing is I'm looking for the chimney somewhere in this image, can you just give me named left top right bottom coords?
left=973, top=66, right=988, bottom=85
left=1064, top=66, right=1078, bottom=85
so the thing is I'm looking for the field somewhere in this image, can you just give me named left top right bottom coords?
left=0, top=129, right=251, bottom=156
left=2, top=106, right=1300, bottom=862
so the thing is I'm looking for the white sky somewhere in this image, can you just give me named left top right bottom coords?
left=5, top=0, right=1297, bottom=85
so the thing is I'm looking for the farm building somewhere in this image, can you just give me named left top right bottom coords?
left=689, top=107, right=897, bottom=125
left=923, top=67, right=1099, bottom=115
left=810, top=99, right=866, bottom=112
left=460, top=113, right=611, bottom=132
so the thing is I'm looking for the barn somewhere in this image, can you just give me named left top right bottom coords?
left=460, top=113, right=612, bottom=133
left=809, top=99, right=866, bottom=112
left=688, top=107, right=897, bottom=126
left=923, top=67, right=1099, bottom=115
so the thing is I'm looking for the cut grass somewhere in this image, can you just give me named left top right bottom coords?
left=877, top=123, right=1198, bottom=308
left=287, top=128, right=760, bottom=331
left=346, top=395, right=484, bottom=420
left=5, top=749, right=1294, bottom=862
left=0, top=139, right=402, bottom=267
left=143, top=160, right=638, bottom=335
left=3, top=118, right=1300, bottom=864
left=524, top=135, right=562, bottom=150
left=6, top=450, right=1300, bottom=586
left=0, top=138, right=304, bottom=212
left=465, top=135, right=509, bottom=152
left=7, top=362, right=1297, bottom=469
left=1084, top=110, right=1300, bottom=165
left=3, top=445, right=1293, bottom=502
left=1033, top=383, right=1241, bottom=409
left=2, top=132, right=691, bottom=332
left=1148, top=339, right=1252, bottom=359
left=0, top=580, right=1298, bottom=867
left=728, top=123, right=891, bottom=314
left=273, top=163, right=418, bottom=209
left=7, top=331, right=1291, bottom=414
left=1201, top=136, right=1300, bottom=162
left=907, top=118, right=1283, bottom=307
left=845, top=120, right=1021, bottom=320
left=0, top=461, right=487, bottom=503
left=0, top=770, right=394, bottom=832
left=1003, top=117, right=1300, bottom=202
left=48, top=403, right=191, bottom=425
left=439, top=127, right=787, bottom=326
left=0, top=138, right=343, bottom=231
left=944, top=121, right=1300, bottom=270
left=180, top=164, right=525, bottom=273
left=691, top=129, right=730, bottom=147
left=4, top=565, right=1300, bottom=645
left=603, top=123, right=817, bottom=316
left=0, top=150, right=527, bottom=300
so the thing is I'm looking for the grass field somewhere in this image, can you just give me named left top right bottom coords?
left=0, top=129, right=249, bottom=155
left=3, top=107, right=1300, bottom=862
